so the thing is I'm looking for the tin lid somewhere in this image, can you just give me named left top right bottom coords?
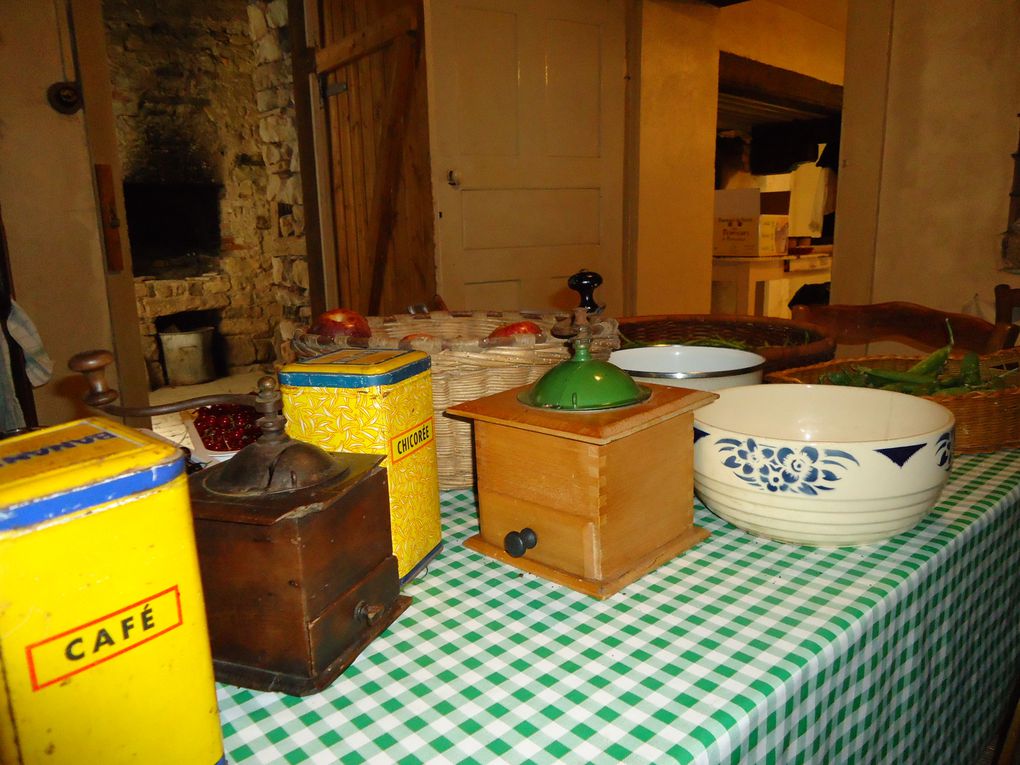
left=0, top=418, right=182, bottom=531
left=278, top=348, right=430, bottom=388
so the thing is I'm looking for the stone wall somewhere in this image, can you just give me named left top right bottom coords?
left=104, top=0, right=310, bottom=387
left=247, top=0, right=310, bottom=365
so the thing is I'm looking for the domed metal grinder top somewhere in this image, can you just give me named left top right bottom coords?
left=518, top=309, right=650, bottom=411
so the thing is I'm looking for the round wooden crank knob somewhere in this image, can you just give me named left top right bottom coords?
left=504, top=528, right=538, bottom=558
left=68, top=349, right=120, bottom=407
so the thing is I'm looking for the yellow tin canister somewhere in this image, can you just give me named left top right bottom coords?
left=0, top=418, right=224, bottom=765
left=279, top=348, right=442, bottom=582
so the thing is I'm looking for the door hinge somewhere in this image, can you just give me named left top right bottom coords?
left=319, top=77, right=349, bottom=102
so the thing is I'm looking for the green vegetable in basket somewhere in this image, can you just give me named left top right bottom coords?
left=865, top=368, right=939, bottom=388
left=879, top=382, right=915, bottom=393
left=932, top=386, right=971, bottom=396
left=960, top=351, right=982, bottom=387
left=819, top=366, right=870, bottom=387
left=906, top=320, right=954, bottom=377
left=820, top=369, right=852, bottom=386
left=813, top=339, right=1018, bottom=396
left=935, top=372, right=965, bottom=388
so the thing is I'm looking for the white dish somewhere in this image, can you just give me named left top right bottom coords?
left=182, top=411, right=238, bottom=465
left=609, top=345, right=765, bottom=391
left=692, top=384, right=955, bottom=546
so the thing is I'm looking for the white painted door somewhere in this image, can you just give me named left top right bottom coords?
left=426, top=0, right=625, bottom=313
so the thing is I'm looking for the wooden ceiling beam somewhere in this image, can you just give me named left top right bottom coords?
left=719, top=51, right=843, bottom=116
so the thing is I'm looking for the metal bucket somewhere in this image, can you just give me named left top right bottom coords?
left=159, top=327, right=215, bottom=386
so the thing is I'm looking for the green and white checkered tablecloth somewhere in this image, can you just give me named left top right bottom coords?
left=217, top=451, right=1020, bottom=764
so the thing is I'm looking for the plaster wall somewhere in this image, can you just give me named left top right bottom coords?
left=717, top=0, right=846, bottom=86
left=634, top=0, right=846, bottom=315
left=836, top=0, right=1020, bottom=317
left=635, top=1, right=718, bottom=314
left=0, top=2, right=114, bottom=425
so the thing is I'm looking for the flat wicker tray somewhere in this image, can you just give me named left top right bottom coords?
left=767, top=349, right=1020, bottom=454
left=292, top=311, right=619, bottom=488
left=616, top=314, right=835, bottom=373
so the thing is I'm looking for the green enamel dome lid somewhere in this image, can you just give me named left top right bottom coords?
left=518, top=331, right=650, bottom=411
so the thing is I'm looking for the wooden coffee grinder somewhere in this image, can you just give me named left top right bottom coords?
left=447, top=313, right=717, bottom=599
left=69, top=351, right=410, bottom=695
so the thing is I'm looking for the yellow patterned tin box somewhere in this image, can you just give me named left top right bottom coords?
left=279, top=349, right=442, bottom=582
left=0, top=418, right=224, bottom=765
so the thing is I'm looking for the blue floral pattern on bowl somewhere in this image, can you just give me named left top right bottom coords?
left=935, top=430, right=953, bottom=470
left=715, top=437, right=860, bottom=496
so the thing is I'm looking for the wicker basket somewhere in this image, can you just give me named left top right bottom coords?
left=291, top=310, right=620, bottom=488
left=766, top=349, right=1020, bottom=454
left=616, top=314, right=835, bottom=373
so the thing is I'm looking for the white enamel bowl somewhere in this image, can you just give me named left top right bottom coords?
left=608, top=346, right=765, bottom=392
left=692, top=384, right=955, bottom=546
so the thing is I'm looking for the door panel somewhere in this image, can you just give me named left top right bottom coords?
left=461, top=189, right=600, bottom=249
left=428, top=0, right=625, bottom=313
left=544, top=20, right=602, bottom=158
left=452, top=8, right=519, bottom=156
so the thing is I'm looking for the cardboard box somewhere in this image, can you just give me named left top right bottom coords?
left=714, top=189, right=789, bottom=257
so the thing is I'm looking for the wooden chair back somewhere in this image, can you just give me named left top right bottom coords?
left=994, top=283, right=1020, bottom=326
left=790, top=301, right=1019, bottom=356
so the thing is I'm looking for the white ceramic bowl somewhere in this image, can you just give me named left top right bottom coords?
left=692, top=384, right=955, bottom=546
left=608, top=345, right=765, bottom=392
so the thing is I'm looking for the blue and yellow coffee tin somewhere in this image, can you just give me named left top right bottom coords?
left=279, top=349, right=442, bottom=582
left=0, top=418, right=224, bottom=765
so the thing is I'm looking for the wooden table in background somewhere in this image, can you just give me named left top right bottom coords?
left=712, top=253, right=832, bottom=316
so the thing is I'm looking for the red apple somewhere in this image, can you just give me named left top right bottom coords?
left=487, top=320, right=543, bottom=339
left=311, top=308, right=372, bottom=338
left=399, top=332, right=437, bottom=350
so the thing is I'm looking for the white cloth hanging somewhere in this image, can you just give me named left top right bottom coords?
left=788, top=159, right=830, bottom=238
left=7, top=300, right=52, bottom=386
left=0, top=327, right=25, bottom=432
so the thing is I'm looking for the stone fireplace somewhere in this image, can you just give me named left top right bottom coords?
left=123, top=181, right=223, bottom=278
left=104, top=0, right=311, bottom=388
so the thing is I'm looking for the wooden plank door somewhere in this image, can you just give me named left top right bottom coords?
left=426, top=0, right=626, bottom=313
left=312, top=0, right=437, bottom=315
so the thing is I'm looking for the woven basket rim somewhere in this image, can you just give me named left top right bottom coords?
left=619, top=311, right=825, bottom=327
left=292, top=310, right=619, bottom=359
left=616, top=313, right=832, bottom=344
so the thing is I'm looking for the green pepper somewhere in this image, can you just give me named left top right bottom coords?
left=932, top=386, right=971, bottom=396
left=879, top=382, right=912, bottom=393
left=985, top=371, right=1016, bottom=390
left=907, top=320, right=954, bottom=376
left=820, top=370, right=853, bottom=385
left=935, top=373, right=964, bottom=388
left=865, top=368, right=938, bottom=387
left=960, top=352, right=982, bottom=387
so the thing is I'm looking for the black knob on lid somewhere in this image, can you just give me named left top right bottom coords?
left=568, top=269, right=604, bottom=314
